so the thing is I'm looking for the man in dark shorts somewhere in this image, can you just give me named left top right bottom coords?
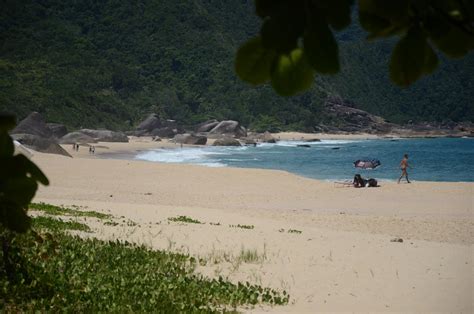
left=398, top=154, right=411, bottom=183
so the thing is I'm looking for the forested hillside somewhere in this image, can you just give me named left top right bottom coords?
left=1, top=0, right=473, bottom=131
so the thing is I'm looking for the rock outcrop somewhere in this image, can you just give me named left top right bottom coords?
left=246, top=131, right=277, bottom=143
left=208, top=120, right=247, bottom=138
left=47, top=123, right=68, bottom=138
left=134, top=114, right=182, bottom=138
left=136, top=113, right=162, bottom=133
left=12, top=134, right=72, bottom=157
left=318, top=97, right=395, bottom=134
left=174, top=133, right=207, bottom=145
left=195, top=119, right=220, bottom=133
left=59, top=132, right=98, bottom=144
left=150, top=126, right=177, bottom=138
left=78, top=129, right=129, bottom=142
left=213, top=138, right=241, bottom=146
left=261, top=131, right=277, bottom=143
left=11, top=112, right=53, bottom=138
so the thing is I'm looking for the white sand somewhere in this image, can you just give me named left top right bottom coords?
left=31, top=138, right=473, bottom=312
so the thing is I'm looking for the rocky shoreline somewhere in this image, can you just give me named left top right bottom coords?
left=10, top=105, right=473, bottom=157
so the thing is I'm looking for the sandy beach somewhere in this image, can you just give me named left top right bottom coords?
left=31, top=137, right=473, bottom=312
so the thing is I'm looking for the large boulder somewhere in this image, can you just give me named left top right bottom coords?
left=195, top=119, right=220, bottom=133
left=174, top=133, right=207, bottom=145
left=262, top=131, right=277, bottom=143
left=208, top=120, right=247, bottom=138
left=161, top=119, right=178, bottom=128
left=136, top=113, right=161, bottom=132
left=150, top=127, right=177, bottom=138
left=78, top=129, right=129, bottom=142
left=324, top=97, right=395, bottom=134
left=11, top=112, right=52, bottom=138
left=213, top=138, right=241, bottom=146
left=59, top=132, right=98, bottom=144
left=125, top=129, right=148, bottom=137
left=47, top=123, right=68, bottom=138
left=248, top=131, right=277, bottom=143
left=12, top=134, right=72, bottom=157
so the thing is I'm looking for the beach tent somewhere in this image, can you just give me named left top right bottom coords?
left=13, top=140, right=34, bottom=159
left=353, top=159, right=381, bottom=169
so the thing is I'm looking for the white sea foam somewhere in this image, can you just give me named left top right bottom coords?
left=133, top=146, right=254, bottom=167
left=135, top=148, right=224, bottom=165
left=260, top=139, right=363, bottom=147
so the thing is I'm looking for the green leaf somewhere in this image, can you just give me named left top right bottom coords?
left=304, top=19, right=340, bottom=74
left=358, top=0, right=410, bottom=39
left=389, top=27, right=428, bottom=86
left=321, top=0, right=352, bottom=30
left=358, top=10, right=391, bottom=34
left=17, top=154, right=50, bottom=185
left=3, top=177, right=38, bottom=207
left=0, top=201, right=31, bottom=232
left=270, top=49, right=314, bottom=96
left=235, top=36, right=277, bottom=85
left=261, top=11, right=304, bottom=54
left=255, top=0, right=283, bottom=18
left=429, top=23, right=474, bottom=58
left=0, top=113, right=16, bottom=132
left=0, top=133, right=14, bottom=157
left=423, top=42, right=439, bottom=74
left=358, top=0, right=409, bottom=22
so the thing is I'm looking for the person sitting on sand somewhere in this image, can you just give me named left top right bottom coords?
left=398, top=154, right=411, bottom=183
left=353, top=174, right=378, bottom=188
left=353, top=174, right=366, bottom=188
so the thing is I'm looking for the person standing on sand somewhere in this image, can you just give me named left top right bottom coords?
left=398, top=154, right=411, bottom=183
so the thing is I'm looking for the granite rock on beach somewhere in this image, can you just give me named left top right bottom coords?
left=78, top=129, right=129, bottom=143
left=59, top=132, right=98, bottom=144
left=174, top=133, right=207, bottom=145
left=212, top=137, right=241, bottom=146
left=208, top=120, right=247, bottom=138
left=46, top=123, right=68, bottom=139
left=11, top=112, right=53, bottom=138
left=12, top=133, right=71, bottom=157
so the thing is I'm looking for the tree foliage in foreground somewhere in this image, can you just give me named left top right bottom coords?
left=0, top=113, right=49, bottom=233
left=236, top=0, right=474, bottom=95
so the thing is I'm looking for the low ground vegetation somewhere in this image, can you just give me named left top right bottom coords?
left=1, top=205, right=289, bottom=311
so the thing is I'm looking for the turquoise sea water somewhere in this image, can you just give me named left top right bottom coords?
left=135, top=138, right=474, bottom=182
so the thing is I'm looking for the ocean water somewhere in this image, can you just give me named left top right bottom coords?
left=135, top=138, right=474, bottom=182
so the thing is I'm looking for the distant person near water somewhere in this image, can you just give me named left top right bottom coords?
left=398, top=154, right=411, bottom=183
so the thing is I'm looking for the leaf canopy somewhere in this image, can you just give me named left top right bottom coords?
left=236, top=0, right=474, bottom=95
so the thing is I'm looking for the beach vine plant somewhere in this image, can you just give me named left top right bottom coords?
left=235, top=0, right=474, bottom=96
left=168, top=215, right=203, bottom=224
left=29, top=202, right=112, bottom=220
left=2, top=212, right=289, bottom=311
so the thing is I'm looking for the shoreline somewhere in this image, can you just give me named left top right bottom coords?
left=84, top=136, right=473, bottom=184
left=30, top=143, right=473, bottom=312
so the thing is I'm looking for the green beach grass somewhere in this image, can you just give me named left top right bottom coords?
left=1, top=205, right=289, bottom=312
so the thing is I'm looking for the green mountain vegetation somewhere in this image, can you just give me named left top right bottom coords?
left=1, top=0, right=473, bottom=131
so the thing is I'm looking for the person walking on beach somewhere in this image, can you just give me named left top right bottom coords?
left=398, top=154, right=411, bottom=183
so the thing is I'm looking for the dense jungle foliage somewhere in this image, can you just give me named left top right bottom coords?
left=1, top=0, right=473, bottom=131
